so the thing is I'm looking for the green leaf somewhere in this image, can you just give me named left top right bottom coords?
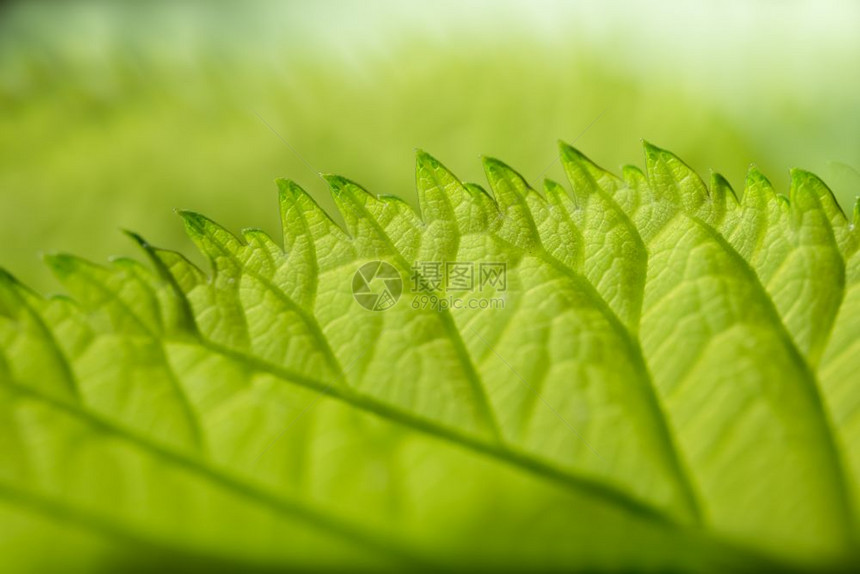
left=1, top=144, right=858, bottom=572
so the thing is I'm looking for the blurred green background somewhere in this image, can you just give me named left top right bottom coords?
left=1, top=0, right=859, bottom=291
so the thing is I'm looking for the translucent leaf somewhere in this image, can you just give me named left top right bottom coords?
left=1, top=145, right=858, bottom=572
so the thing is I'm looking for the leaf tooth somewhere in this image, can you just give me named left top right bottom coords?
left=324, top=173, right=376, bottom=206
left=0, top=268, right=83, bottom=402
left=543, top=178, right=573, bottom=207
left=124, top=232, right=202, bottom=336
left=541, top=178, right=585, bottom=271
left=414, top=151, right=500, bottom=243
left=415, top=149, right=468, bottom=222
left=542, top=177, right=585, bottom=228
left=742, top=166, right=778, bottom=209
left=325, top=173, right=420, bottom=222
left=710, top=172, right=739, bottom=207
left=240, top=229, right=282, bottom=278
left=789, top=169, right=856, bottom=258
left=44, top=253, right=150, bottom=315
left=323, top=174, right=374, bottom=237
left=171, top=214, right=252, bottom=346
left=278, top=179, right=316, bottom=225
left=557, top=141, right=593, bottom=166
left=324, top=174, right=423, bottom=261
left=334, top=172, right=398, bottom=203
left=790, top=168, right=848, bottom=223
left=617, top=164, right=653, bottom=213
left=125, top=231, right=208, bottom=291
left=643, top=141, right=710, bottom=215
left=177, top=210, right=244, bottom=265
left=481, top=156, right=542, bottom=249
left=276, top=177, right=350, bottom=268
left=789, top=171, right=824, bottom=216
left=543, top=178, right=582, bottom=215
left=718, top=167, right=777, bottom=261
left=241, top=228, right=280, bottom=251
left=706, top=172, right=733, bottom=226
left=1, top=266, right=75, bottom=322
left=122, top=230, right=152, bottom=251
left=177, top=210, right=284, bottom=283
left=482, top=156, right=540, bottom=200
left=622, top=164, right=647, bottom=188
left=43, top=254, right=152, bottom=336
left=558, top=141, right=622, bottom=201
left=463, top=182, right=493, bottom=202
left=43, top=252, right=87, bottom=280
left=415, top=148, right=441, bottom=170
left=462, top=182, right=502, bottom=231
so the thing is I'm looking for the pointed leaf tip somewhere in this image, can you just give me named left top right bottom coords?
left=543, top=178, right=566, bottom=193
left=622, top=164, right=646, bottom=188
left=482, top=156, right=535, bottom=197
left=710, top=172, right=738, bottom=204
left=43, top=253, right=80, bottom=277
left=558, top=142, right=604, bottom=175
left=323, top=174, right=373, bottom=200
left=558, top=140, right=583, bottom=159
left=746, top=165, right=772, bottom=185
left=642, top=140, right=682, bottom=165
left=543, top=179, right=570, bottom=204
left=481, top=156, right=506, bottom=173
left=790, top=167, right=847, bottom=222
left=789, top=167, right=820, bottom=193
left=276, top=178, right=311, bottom=204
left=122, top=229, right=149, bottom=248
left=275, top=177, right=299, bottom=192
left=321, top=174, right=348, bottom=192
left=558, top=142, right=605, bottom=173
left=482, top=156, right=526, bottom=182
left=743, top=166, right=777, bottom=206
left=415, top=149, right=441, bottom=170
left=642, top=140, right=663, bottom=158
left=178, top=210, right=208, bottom=234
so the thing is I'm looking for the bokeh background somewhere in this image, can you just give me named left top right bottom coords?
left=1, top=0, right=859, bottom=291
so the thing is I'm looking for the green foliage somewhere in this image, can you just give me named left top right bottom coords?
left=3, top=1, right=859, bottom=293
left=1, top=144, right=858, bottom=572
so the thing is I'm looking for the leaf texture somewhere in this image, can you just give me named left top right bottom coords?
left=0, top=144, right=858, bottom=572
